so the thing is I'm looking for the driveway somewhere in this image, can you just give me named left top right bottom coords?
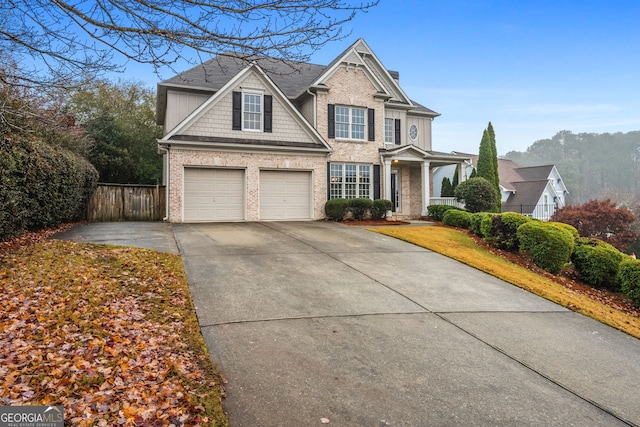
left=58, top=221, right=640, bottom=426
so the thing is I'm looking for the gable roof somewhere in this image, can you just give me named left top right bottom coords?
left=160, top=63, right=332, bottom=153
left=512, top=165, right=555, bottom=181
left=157, top=38, right=439, bottom=124
left=504, top=180, right=551, bottom=212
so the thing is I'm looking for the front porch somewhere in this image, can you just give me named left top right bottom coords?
left=380, top=146, right=471, bottom=219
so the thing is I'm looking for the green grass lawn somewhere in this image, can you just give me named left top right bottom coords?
left=370, top=225, right=640, bottom=339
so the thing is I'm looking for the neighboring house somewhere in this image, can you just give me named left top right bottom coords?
left=156, top=39, right=471, bottom=222
left=433, top=153, right=569, bottom=220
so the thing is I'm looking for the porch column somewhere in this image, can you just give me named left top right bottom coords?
left=383, top=159, right=392, bottom=201
left=421, top=160, right=431, bottom=216
left=458, top=162, right=467, bottom=182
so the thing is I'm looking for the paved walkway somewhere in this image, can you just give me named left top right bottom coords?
left=56, top=221, right=640, bottom=427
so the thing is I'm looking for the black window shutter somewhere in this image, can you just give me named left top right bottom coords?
left=394, top=119, right=401, bottom=145
left=373, top=165, right=381, bottom=199
left=368, top=109, right=375, bottom=141
left=327, top=162, right=331, bottom=199
left=263, top=95, right=272, bottom=132
left=328, top=104, right=335, bottom=138
left=232, top=91, right=242, bottom=130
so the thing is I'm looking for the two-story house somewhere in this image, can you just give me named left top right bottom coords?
left=156, top=39, right=470, bottom=222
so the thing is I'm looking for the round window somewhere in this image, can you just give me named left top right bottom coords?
left=409, top=124, right=418, bottom=141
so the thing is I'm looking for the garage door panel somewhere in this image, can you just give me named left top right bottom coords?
left=260, top=170, right=312, bottom=220
left=184, top=168, right=244, bottom=222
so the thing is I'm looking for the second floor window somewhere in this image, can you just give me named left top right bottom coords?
left=243, top=92, right=262, bottom=131
left=335, top=106, right=365, bottom=140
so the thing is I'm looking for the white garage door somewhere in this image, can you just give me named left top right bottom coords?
left=260, top=170, right=312, bottom=220
left=183, top=168, right=244, bottom=221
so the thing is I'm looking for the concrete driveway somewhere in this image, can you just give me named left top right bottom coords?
left=57, top=221, right=640, bottom=426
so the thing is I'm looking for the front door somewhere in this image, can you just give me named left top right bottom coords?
left=391, top=170, right=399, bottom=212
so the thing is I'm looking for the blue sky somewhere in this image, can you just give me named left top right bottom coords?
left=132, top=0, right=640, bottom=155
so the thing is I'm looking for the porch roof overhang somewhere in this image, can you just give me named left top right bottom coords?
left=379, top=145, right=473, bottom=166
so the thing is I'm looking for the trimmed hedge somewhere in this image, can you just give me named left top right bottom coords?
left=469, top=212, right=491, bottom=237
left=325, top=198, right=393, bottom=221
left=427, top=204, right=465, bottom=222
left=571, top=238, right=624, bottom=290
left=484, top=212, right=533, bottom=252
left=442, top=209, right=471, bottom=229
left=372, top=199, right=393, bottom=220
left=325, top=198, right=350, bottom=221
left=0, top=135, right=98, bottom=240
left=617, top=258, right=640, bottom=307
left=548, top=221, right=580, bottom=239
left=348, top=198, right=374, bottom=220
left=517, top=221, right=575, bottom=275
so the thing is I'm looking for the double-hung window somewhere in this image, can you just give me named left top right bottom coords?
left=232, top=90, right=273, bottom=132
left=329, top=105, right=375, bottom=141
left=329, top=163, right=371, bottom=199
left=243, top=92, right=262, bottom=131
left=384, top=117, right=401, bottom=145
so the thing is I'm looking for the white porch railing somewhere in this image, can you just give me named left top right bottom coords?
left=429, top=197, right=465, bottom=209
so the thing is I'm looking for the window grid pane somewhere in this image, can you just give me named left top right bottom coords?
left=351, top=109, right=365, bottom=140
left=384, top=118, right=393, bottom=143
left=330, top=163, right=343, bottom=199
left=335, top=107, right=350, bottom=139
left=344, top=164, right=357, bottom=199
left=358, top=165, right=370, bottom=197
left=243, top=93, right=261, bottom=130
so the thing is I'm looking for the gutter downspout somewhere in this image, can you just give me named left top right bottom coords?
left=158, top=142, right=170, bottom=221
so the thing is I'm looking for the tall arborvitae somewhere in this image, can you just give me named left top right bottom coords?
left=452, top=165, right=460, bottom=190
left=441, top=177, right=453, bottom=197
left=475, top=126, right=500, bottom=212
left=487, top=122, right=501, bottom=211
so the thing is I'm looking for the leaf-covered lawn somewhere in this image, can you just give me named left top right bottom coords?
left=1, top=234, right=227, bottom=426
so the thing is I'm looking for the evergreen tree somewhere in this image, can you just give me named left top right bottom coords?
left=452, top=165, right=460, bottom=190
left=441, top=177, right=453, bottom=197
left=487, top=121, right=501, bottom=211
left=476, top=126, right=500, bottom=212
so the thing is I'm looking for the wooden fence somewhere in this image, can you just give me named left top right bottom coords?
left=87, top=184, right=166, bottom=221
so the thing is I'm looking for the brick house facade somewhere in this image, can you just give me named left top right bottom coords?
left=157, top=39, right=470, bottom=222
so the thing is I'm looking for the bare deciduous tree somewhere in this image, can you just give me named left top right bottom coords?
left=0, top=0, right=378, bottom=88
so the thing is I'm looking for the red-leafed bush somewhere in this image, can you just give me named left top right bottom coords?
left=556, top=199, right=638, bottom=252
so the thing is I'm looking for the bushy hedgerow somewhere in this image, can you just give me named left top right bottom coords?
left=548, top=221, right=580, bottom=239
left=371, top=199, right=393, bottom=220
left=469, top=212, right=492, bottom=237
left=348, top=198, right=374, bottom=220
left=453, top=177, right=497, bottom=213
left=517, top=221, right=575, bottom=275
left=617, top=258, right=640, bottom=307
left=325, top=198, right=392, bottom=221
left=427, top=204, right=465, bottom=222
left=571, top=238, right=625, bottom=291
left=0, top=135, right=98, bottom=240
left=325, top=198, right=350, bottom=221
left=442, top=209, right=471, bottom=229
left=483, top=212, right=533, bottom=252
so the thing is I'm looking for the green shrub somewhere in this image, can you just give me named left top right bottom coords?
left=548, top=221, right=580, bottom=239
left=571, top=238, right=624, bottom=290
left=324, top=198, right=350, bottom=221
left=480, top=214, right=497, bottom=242
left=469, top=212, right=491, bottom=237
left=427, top=204, right=465, bottom=222
left=348, top=198, right=374, bottom=221
left=517, top=221, right=575, bottom=275
left=371, top=199, right=393, bottom=220
left=484, top=212, right=533, bottom=252
left=443, top=209, right=471, bottom=229
left=617, top=258, right=640, bottom=307
left=0, top=135, right=98, bottom=240
left=453, top=177, right=497, bottom=213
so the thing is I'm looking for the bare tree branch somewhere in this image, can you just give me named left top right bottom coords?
left=0, top=0, right=378, bottom=88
